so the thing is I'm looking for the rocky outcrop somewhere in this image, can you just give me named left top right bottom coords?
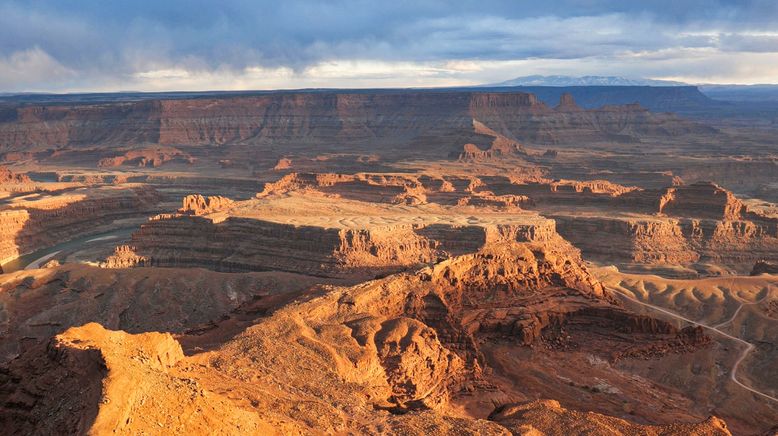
left=351, top=316, right=465, bottom=410
left=544, top=182, right=778, bottom=271
left=260, top=172, right=529, bottom=206
left=751, top=260, right=778, bottom=275
left=114, top=174, right=778, bottom=274
left=97, top=146, right=194, bottom=168
left=456, top=192, right=532, bottom=209
left=456, top=119, right=526, bottom=161
left=0, top=167, right=30, bottom=184
left=554, top=93, right=583, bottom=112
left=489, top=399, right=731, bottom=435
left=258, top=172, right=639, bottom=208
left=102, top=245, right=149, bottom=268
left=273, top=157, right=292, bottom=170
left=109, top=208, right=563, bottom=278
left=658, top=181, right=743, bottom=220
left=0, top=186, right=161, bottom=264
left=260, top=172, right=429, bottom=204
left=551, top=215, right=701, bottom=265
left=178, top=194, right=234, bottom=215
left=0, top=323, right=277, bottom=435
left=0, top=166, right=36, bottom=194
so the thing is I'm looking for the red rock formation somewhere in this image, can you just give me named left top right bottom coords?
left=255, top=173, right=778, bottom=272
left=179, top=194, right=235, bottom=215
left=102, top=245, right=149, bottom=268
left=554, top=93, right=583, bottom=112
left=97, top=146, right=194, bottom=168
left=489, top=400, right=731, bottom=435
left=111, top=209, right=562, bottom=278
left=2, top=238, right=724, bottom=434
left=0, top=91, right=715, bottom=158
left=456, top=192, right=532, bottom=209
left=0, top=166, right=30, bottom=184
left=658, top=181, right=743, bottom=220
left=541, top=183, right=778, bottom=271
left=551, top=212, right=778, bottom=271
left=273, top=157, right=292, bottom=170
left=0, top=186, right=161, bottom=263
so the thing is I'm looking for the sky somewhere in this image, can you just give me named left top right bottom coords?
left=1, top=0, right=778, bottom=92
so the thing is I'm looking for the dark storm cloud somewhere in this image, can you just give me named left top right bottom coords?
left=1, top=0, right=777, bottom=90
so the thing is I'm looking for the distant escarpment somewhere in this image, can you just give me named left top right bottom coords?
left=0, top=91, right=714, bottom=158
left=500, top=85, right=718, bottom=113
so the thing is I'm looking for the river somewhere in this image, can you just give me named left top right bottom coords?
left=1, top=228, right=135, bottom=273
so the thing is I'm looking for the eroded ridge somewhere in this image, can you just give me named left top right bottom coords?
left=1, top=240, right=727, bottom=434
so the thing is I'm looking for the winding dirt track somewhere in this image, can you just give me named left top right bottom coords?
left=607, top=286, right=778, bottom=403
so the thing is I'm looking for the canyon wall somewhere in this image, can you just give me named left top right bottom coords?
left=0, top=186, right=160, bottom=263
left=551, top=211, right=778, bottom=269
left=109, top=174, right=777, bottom=274
left=105, top=212, right=563, bottom=279
left=0, top=91, right=714, bottom=155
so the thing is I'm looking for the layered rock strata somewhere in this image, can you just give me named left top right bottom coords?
left=105, top=192, right=563, bottom=278
left=0, top=91, right=714, bottom=157
left=0, top=185, right=160, bottom=264
left=550, top=183, right=778, bottom=270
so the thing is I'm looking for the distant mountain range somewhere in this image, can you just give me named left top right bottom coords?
left=486, top=75, right=688, bottom=87
left=483, top=75, right=778, bottom=106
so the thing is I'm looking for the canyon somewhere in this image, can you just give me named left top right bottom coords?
left=108, top=174, right=776, bottom=278
left=0, top=87, right=775, bottom=434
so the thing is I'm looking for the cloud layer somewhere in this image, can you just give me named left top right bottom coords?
left=1, top=0, right=777, bottom=92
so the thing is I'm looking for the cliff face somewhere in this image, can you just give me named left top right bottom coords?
left=658, top=182, right=744, bottom=220
left=100, top=180, right=566, bottom=276
left=528, top=181, right=778, bottom=271
left=1, top=101, right=162, bottom=149
left=0, top=91, right=714, bottom=154
left=104, top=175, right=777, bottom=274
left=0, top=186, right=160, bottom=263
left=552, top=208, right=778, bottom=270
left=105, top=212, right=563, bottom=278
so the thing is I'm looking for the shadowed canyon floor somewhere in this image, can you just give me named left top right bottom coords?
left=0, top=88, right=776, bottom=434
